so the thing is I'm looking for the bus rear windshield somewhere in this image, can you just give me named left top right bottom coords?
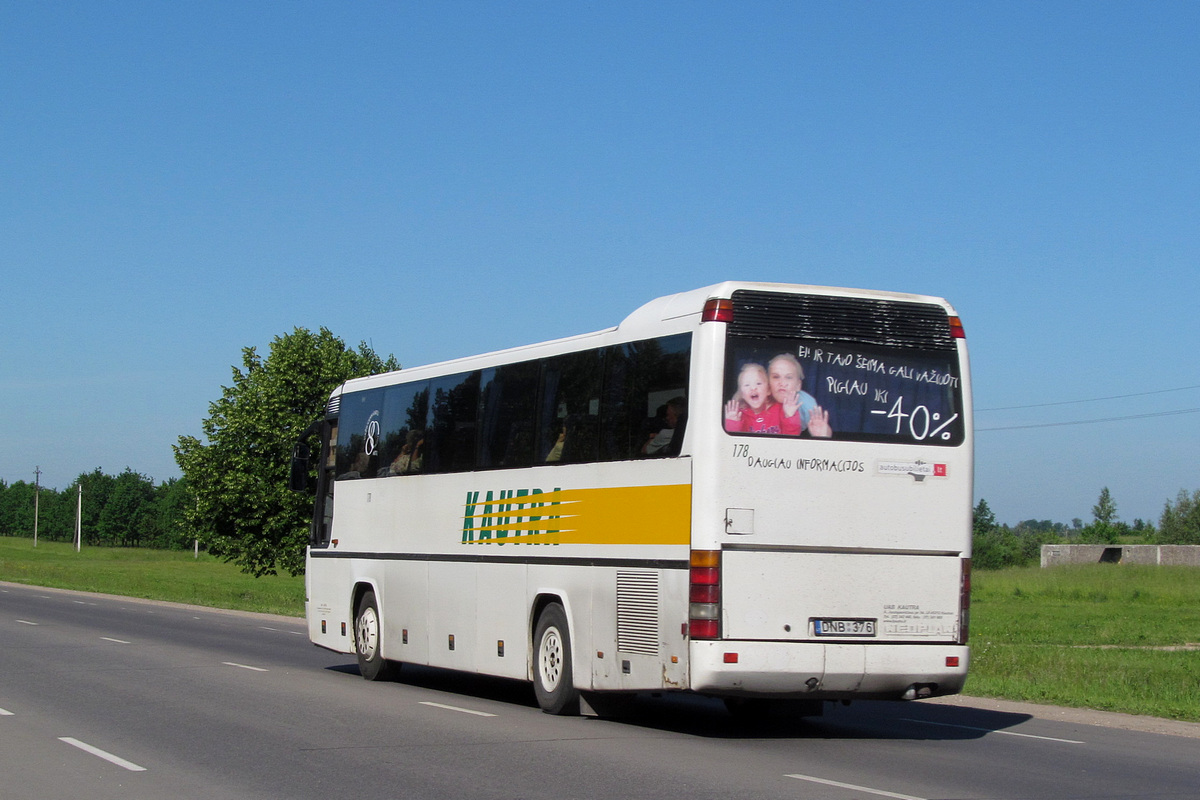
left=722, top=292, right=965, bottom=446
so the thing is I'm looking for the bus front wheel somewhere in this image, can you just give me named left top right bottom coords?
left=354, top=590, right=395, bottom=681
left=533, top=603, right=580, bottom=715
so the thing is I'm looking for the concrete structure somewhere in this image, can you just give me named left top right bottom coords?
left=1041, top=544, right=1200, bottom=567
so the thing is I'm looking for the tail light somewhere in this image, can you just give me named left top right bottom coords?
left=689, top=550, right=721, bottom=639
left=701, top=298, right=734, bottom=323
left=957, top=558, right=971, bottom=645
left=949, top=315, right=966, bottom=339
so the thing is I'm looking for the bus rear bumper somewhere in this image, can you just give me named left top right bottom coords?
left=688, top=640, right=969, bottom=700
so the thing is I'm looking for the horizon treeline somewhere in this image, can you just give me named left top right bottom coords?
left=0, top=469, right=192, bottom=550
left=973, top=486, right=1200, bottom=570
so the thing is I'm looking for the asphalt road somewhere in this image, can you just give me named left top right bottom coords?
left=2, top=580, right=1197, bottom=800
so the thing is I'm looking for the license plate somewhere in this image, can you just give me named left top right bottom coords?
left=813, top=618, right=877, bottom=637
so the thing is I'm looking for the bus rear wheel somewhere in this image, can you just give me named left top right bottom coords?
left=355, top=590, right=395, bottom=681
left=533, top=603, right=580, bottom=715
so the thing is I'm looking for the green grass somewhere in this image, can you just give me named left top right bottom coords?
left=2, top=536, right=1197, bottom=721
left=0, top=536, right=304, bottom=617
left=968, top=564, right=1200, bottom=721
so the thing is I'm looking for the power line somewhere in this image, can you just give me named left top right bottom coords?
left=977, top=384, right=1200, bottom=412
left=977, top=407, right=1200, bottom=432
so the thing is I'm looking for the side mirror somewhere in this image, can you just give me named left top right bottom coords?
left=289, top=442, right=311, bottom=492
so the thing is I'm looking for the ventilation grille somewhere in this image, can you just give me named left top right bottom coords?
left=617, top=571, right=659, bottom=656
left=730, top=290, right=956, bottom=351
left=326, top=395, right=341, bottom=418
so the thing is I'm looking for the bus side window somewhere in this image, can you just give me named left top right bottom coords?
left=479, top=362, right=539, bottom=470
left=601, top=334, right=691, bottom=461
left=380, top=381, right=429, bottom=476
left=600, top=345, right=631, bottom=461
left=538, top=350, right=602, bottom=464
left=426, top=371, right=481, bottom=474
left=335, top=390, right=384, bottom=479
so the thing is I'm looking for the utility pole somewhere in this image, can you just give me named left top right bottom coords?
left=74, top=484, right=82, bottom=552
left=33, top=466, right=41, bottom=547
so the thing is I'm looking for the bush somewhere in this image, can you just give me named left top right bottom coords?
left=972, top=499, right=1057, bottom=570
left=1159, top=489, right=1200, bottom=545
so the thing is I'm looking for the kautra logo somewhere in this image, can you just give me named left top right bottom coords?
left=461, top=488, right=564, bottom=545
left=461, top=484, right=692, bottom=547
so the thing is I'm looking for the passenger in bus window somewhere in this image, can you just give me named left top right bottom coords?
left=724, top=363, right=800, bottom=435
left=545, top=423, right=566, bottom=462
left=642, top=396, right=685, bottom=455
left=339, top=448, right=371, bottom=479
left=768, top=353, right=832, bottom=438
left=388, top=430, right=424, bottom=475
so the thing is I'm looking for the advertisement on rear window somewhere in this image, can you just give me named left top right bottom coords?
left=723, top=336, right=964, bottom=446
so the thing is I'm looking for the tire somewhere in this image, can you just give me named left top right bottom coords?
left=354, top=590, right=394, bottom=681
left=533, top=603, right=580, bottom=715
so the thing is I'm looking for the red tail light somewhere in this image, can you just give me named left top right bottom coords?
left=701, top=298, right=734, bottom=323
left=949, top=316, right=966, bottom=339
left=689, top=550, right=721, bottom=639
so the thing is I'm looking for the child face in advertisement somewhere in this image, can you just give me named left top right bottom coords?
left=736, top=363, right=770, bottom=412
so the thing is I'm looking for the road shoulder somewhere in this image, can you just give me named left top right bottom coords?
left=926, top=693, right=1200, bottom=739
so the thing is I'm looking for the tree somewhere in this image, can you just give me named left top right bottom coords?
left=972, top=498, right=996, bottom=538
left=1158, top=489, right=1200, bottom=545
left=1092, top=487, right=1117, bottom=526
left=175, top=328, right=398, bottom=576
left=97, top=469, right=156, bottom=547
left=71, top=468, right=117, bottom=545
left=149, top=478, right=195, bottom=550
left=1080, top=486, right=1120, bottom=544
left=0, top=480, right=36, bottom=537
left=972, top=498, right=1014, bottom=570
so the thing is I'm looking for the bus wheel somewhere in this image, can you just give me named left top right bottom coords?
left=354, top=590, right=394, bottom=681
left=533, top=603, right=580, bottom=715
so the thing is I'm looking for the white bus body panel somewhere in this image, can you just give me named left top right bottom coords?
left=689, top=642, right=968, bottom=696
left=306, top=458, right=693, bottom=692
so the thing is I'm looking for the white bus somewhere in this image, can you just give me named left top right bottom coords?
left=296, top=282, right=972, bottom=716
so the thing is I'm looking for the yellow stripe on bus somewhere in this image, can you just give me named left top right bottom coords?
left=462, top=484, right=690, bottom=546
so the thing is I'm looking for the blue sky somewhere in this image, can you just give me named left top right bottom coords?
left=3, top=2, right=1197, bottom=526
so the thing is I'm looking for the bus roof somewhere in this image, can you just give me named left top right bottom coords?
left=333, top=281, right=956, bottom=396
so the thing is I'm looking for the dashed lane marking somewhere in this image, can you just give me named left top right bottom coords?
left=901, top=717, right=1085, bottom=744
left=786, top=773, right=926, bottom=799
left=59, top=737, right=147, bottom=772
left=420, top=701, right=497, bottom=717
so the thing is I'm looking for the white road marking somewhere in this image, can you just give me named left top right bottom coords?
left=419, top=701, right=497, bottom=717
left=786, top=773, right=926, bottom=799
left=260, top=626, right=306, bottom=637
left=223, top=662, right=268, bottom=672
left=101, top=637, right=131, bottom=644
left=0, top=707, right=14, bottom=716
left=901, top=717, right=1085, bottom=744
left=16, top=620, right=39, bottom=626
left=59, top=737, right=147, bottom=772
